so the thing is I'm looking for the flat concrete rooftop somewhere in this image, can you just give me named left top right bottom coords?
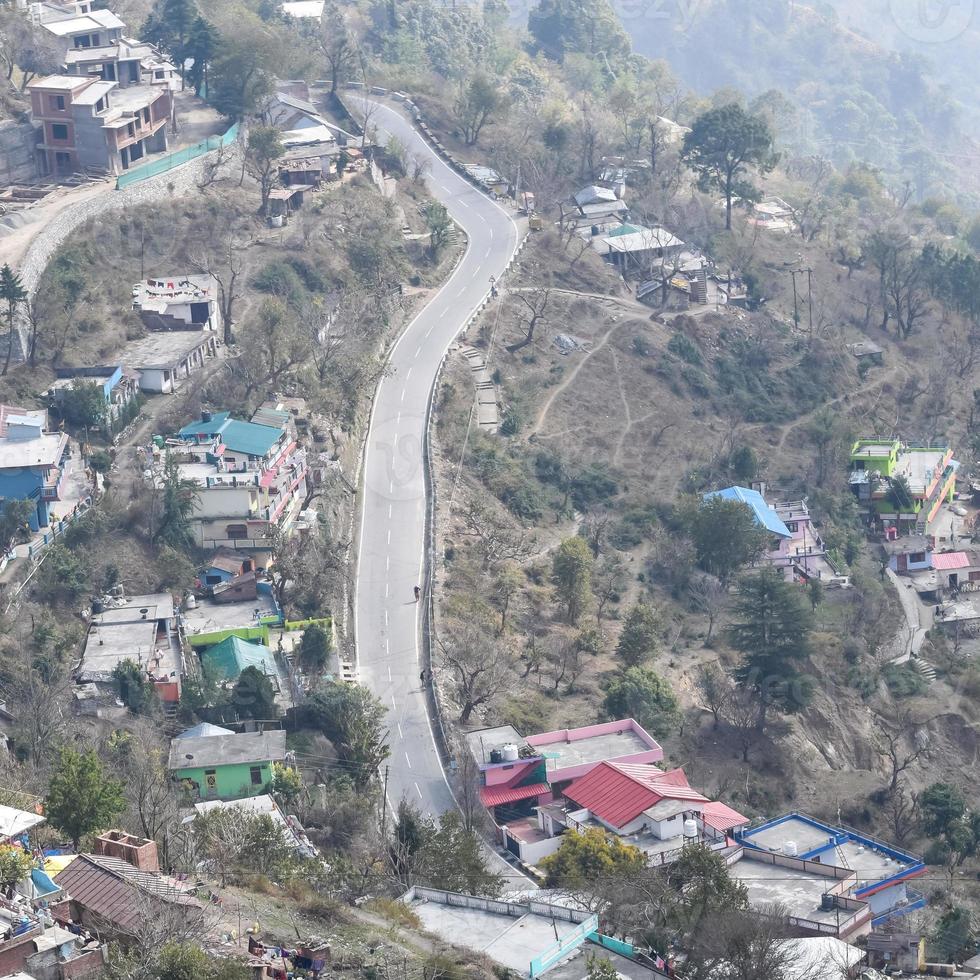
left=181, top=593, right=278, bottom=637
left=729, top=855, right=839, bottom=926
left=742, top=816, right=835, bottom=855
left=538, top=729, right=651, bottom=770
left=122, top=332, right=213, bottom=370
left=411, top=900, right=581, bottom=975
left=466, top=725, right=525, bottom=764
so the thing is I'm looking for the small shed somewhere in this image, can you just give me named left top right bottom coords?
left=846, top=341, right=884, bottom=365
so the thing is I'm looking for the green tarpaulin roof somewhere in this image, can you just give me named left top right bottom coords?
left=201, top=635, right=278, bottom=681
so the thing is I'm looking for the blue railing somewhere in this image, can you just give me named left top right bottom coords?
left=529, top=914, right=598, bottom=977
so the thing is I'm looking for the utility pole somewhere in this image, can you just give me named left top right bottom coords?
left=380, top=764, right=390, bottom=839
left=790, top=269, right=800, bottom=327
left=806, top=267, right=814, bottom=339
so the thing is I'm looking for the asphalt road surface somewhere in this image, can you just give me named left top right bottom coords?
left=353, top=102, right=524, bottom=865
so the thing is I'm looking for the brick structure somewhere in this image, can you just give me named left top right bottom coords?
left=91, top=830, right=160, bottom=872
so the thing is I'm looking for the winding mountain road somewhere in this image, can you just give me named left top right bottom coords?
left=353, top=102, right=522, bottom=840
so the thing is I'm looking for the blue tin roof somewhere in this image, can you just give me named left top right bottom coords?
left=703, top=486, right=791, bottom=538
left=177, top=413, right=283, bottom=458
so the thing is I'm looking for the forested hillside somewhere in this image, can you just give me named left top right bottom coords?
left=597, top=0, right=973, bottom=203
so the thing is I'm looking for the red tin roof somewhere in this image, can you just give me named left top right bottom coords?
left=480, top=782, right=550, bottom=808
left=563, top=762, right=708, bottom=828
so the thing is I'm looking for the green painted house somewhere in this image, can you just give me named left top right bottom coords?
left=168, top=729, right=287, bottom=801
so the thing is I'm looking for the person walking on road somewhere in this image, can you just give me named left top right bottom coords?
left=414, top=585, right=421, bottom=602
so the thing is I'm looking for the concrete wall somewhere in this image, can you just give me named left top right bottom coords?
left=73, top=107, right=110, bottom=172
left=0, top=120, right=39, bottom=185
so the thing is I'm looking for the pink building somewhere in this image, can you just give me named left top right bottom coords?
left=465, top=719, right=663, bottom=827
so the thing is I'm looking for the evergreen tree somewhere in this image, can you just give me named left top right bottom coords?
left=46, top=747, right=126, bottom=848
left=185, top=15, right=218, bottom=96
left=298, top=623, right=331, bottom=675
left=681, top=104, right=778, bottom=230
left=682, top=495, right=768, bottom=585
left=0, top=263, right=26, bottom=377
left=728, top=567, right=813, bottom=725
left=553, top=536, right=593, bottom=624
left=602, top=666, right=678, bottom=738
left=614, top=601, right=659, bottom=668
left=155, top=453, right=199, bottom=552
left=230, top=665, right=278, bottom=721
left=143, top=0, right=195, bottom=86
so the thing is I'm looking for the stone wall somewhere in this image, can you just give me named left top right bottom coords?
left=0, top=119, right=39, bottom=186
left=10, top=141, right=240, bottom=361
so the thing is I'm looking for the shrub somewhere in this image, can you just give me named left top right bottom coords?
left=667, top=332, right=702, bottom=365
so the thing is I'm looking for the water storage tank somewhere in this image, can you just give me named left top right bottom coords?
left=783, top=841, right=798, bottom=856
left=185, top=594, right=197, bottom=610
left=502, top=743, right=520, bottom=762
left=683, top=819, right=698, bottom=839
left=489, top=749, right=503, bottom=764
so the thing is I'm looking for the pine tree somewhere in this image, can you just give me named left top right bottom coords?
left=728, top=567, right=813, bottom=726
left=552, top=536, right=593, bottom=623
left=186, top=15, right=218, bottom=96
left=0, top=263, right=26, bottom=377
left=614, top=601, right=659, bottom=668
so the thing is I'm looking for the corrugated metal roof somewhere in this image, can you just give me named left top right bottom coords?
left=480, top=783, right=550, bottom=807
left=563, top=762, right=707, bottom=828
left=701, top=800, right=749, bottom=832
left=703, top=486, right=792, bottom=538
left=54, top=854, right=201, bottom=933
left=932, top=551, right=969, bottom=570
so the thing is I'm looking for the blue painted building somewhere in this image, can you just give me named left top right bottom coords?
left=48, top=365, right=139, bottom=431
left=736, top=812, right=926, bottom=927
left=0, top=406, right=70, bottom=531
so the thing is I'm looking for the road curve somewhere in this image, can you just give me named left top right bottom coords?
left=354, top=103, right=520, bottom=828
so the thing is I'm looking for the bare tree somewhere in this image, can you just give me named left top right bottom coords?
left=722, top=688, right=758, bottom=762
left=582, top=509, right=612, bottom=559
left=189, top=221, right=255, bottom=345
left=508, top=286, right=552, bottom=352
left=460, top=499, right=532, bottom=568
left=688, top=573, right=727, bottom=642
left=872, top=709, right=933, bottom=792
left=437, top=624, right=514, bottom=723
left=883, top=780, right=919, bottom=847
left=692, top=661, right=731, bottom=730
left=593, top=554, right=628, bottom=628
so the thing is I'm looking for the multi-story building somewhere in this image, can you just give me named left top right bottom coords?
left=849, top=440, right=958, bottom=533
left=163, top=408, right=308, bottom=552
left=64, top=37, right=177, bottom=90
left=0, top=404, right=72, bottom=530
left=34, top=3, right=126, bottom=52
left=28, top=72, right=171, bottom=175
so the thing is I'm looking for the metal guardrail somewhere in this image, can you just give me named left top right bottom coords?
left=116, top=122, right=239, bottom=190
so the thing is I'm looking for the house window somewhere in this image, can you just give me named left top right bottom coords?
left=226, top=523, right=248, bottom=539
left=143, top=106, right=150, bottom=124
left=970, top=571, right=980, bottom=582
left=785, top=522, right=798, bottom=533
left=910, top=552, right=926, bottom=563
left=51, top=123, right=69, bottom=141
left=250, top=766, right=263, bottom=785
left=49, top=95, right=66, bottom=111
left=95, top=97, right=105, bottom=113
left=127, top=123, right=134, bottom=138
